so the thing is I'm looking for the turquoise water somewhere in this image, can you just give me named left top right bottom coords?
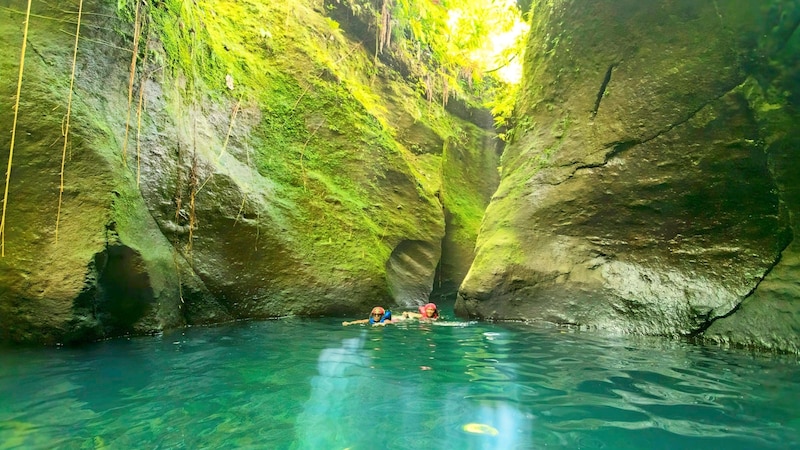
left=1, top=318, right=798, bottom=449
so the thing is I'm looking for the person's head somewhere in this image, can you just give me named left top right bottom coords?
left=420, top=303, right=439, bottom=319
left=370, top=306, right=386, bottom=322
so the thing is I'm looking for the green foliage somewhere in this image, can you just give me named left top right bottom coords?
left=338, top=0, right=528, bottom=110
left=393, top=0, right=526, bottom=78
left=486, top=80, right=520, bottom=132
left=321, top=14, right=338, bottom=29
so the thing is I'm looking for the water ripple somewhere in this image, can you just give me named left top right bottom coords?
left=0, top=319, right=797, bottom=449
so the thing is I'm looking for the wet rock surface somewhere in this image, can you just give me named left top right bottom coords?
left=457, top=0, right=800, bottom=352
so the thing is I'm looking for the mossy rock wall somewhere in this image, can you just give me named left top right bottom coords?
left=0, top=0, right=498, bottom=344
left=457, top=0, right=800, bottom=352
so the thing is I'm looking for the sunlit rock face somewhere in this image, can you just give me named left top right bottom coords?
left=457, top=0, right=800, bottom=352
left=0, top=0, right=499, bottom=344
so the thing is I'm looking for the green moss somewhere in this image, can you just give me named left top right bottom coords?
left=112, top=0, right=495, bottom=302
left=471, top=222, right=525, bottom=272
left=439, top=122, right=500, bottom=257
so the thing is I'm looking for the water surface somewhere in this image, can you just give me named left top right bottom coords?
left=1, top=318, right=798, bottom=449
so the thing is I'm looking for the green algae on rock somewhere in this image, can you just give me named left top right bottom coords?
left=0, top=0, right=500, bottom=344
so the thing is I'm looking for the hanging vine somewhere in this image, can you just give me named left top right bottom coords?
left=135, top=32, right=151, bottom=187
left=186, top=0, right=200, bottom=253
left=0, top=0, right=33, bottom=256
left=55, top=0, right=85, bottom=245
left=121, top=0, right=143, bottom=168
left=377, top=0, right=393, bottom=55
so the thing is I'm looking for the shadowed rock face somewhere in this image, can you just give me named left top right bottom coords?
left=458, top=0, right=800, bottom=352
left=68, top=245, right=156, bottom=342
left=386, top=240, right=441, bottom=307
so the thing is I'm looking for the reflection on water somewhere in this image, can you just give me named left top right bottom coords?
left=296, top=330, right=531, bottom=449
left=0, top=318, right=798, bottom=449
left=296, top=334, right=372, bottom=449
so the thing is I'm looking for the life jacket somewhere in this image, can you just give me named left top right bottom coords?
left=369, top=310, right=392, bottom=324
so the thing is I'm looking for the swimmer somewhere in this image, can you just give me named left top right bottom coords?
left=401, top=302, right=440, bottom=321
left=342, top=306, right=393, bottom=326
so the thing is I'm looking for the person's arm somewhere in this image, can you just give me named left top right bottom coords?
left=402, top=311, right=422, bottom=319
left=342, top=319, right=370, bottom=326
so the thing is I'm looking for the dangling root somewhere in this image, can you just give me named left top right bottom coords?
left=171, top=247, right=184, bottom=307
left=187, top=149, right=198, bottom=252
left=55, top=0, right=84, bottom=245
left=0, top=0, right=33, bottom=257
left=234, top=194, right=246, bottom=226
left=195, top=97, right=242, bottom=194
left=217, top=97, right=241, bottom=161
left=136, top=34, right=151, bottom=187
left=187, top=115, right=198, bottom=252
left=121, top=0, right=143, bottom=167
